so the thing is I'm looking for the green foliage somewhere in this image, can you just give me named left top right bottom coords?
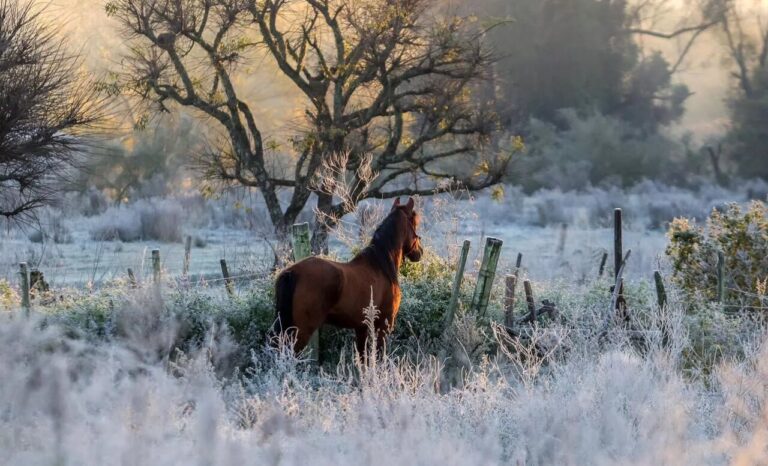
left=666, top=201, right=768, bottom=310
left=397, top=250, right=466, bottom=341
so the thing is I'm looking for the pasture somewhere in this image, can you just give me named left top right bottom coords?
left=1, top=186, right=766, bottom=465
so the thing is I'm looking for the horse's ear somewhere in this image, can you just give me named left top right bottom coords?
left=391, top=197, right=401, bottom=211
left=405, top=197, right=415, bottom=211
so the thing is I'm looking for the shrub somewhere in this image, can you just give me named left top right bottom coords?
left=28, top=209, right=73, bottom=244
left=89, top=198, right=184, bottom=242
left=666, top=201, right=768, bottom=310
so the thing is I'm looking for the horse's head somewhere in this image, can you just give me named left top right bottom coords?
left=392, top=197, right=423, bottom=262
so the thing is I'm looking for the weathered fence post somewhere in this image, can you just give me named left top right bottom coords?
left=607, top=249, right=632, bottom=320
left=151, top=249, right=161, bottom=285
left=515, top=252, right=523, bottom=270
left=504, top=275, right=517, bottom=329
left=471, top=237, right=504, bottom=316
left=444, top=239, right=470, bottom=330
left=614, top=208, right=623, bottom=280
left=183, top=235, right=192, bottom=276
left=598, top=252, right=608, bottom=278
left=557, top=223, right=568, bottom=255
left=127, top=268, right=137, bottom=288
left=717, top=250, right=725, bottom=304
left=653, top=270, right=667, bottom=309
left=19, top=262, right=30, bottom=314
left=292, top=223, right=318, bottom=360
left=220, top=259, right=234, bottom=297
left=523, top=279, right=536, bottom=322
left=291, top=223, right=311, bottom=262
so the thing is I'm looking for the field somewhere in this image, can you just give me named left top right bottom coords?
left=1, top=184, right=767, bottom=465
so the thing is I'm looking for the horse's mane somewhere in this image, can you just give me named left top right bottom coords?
left=358, top=208, right=407, bottom=284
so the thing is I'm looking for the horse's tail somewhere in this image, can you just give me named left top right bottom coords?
left=272, top=270, right=296, bottom=337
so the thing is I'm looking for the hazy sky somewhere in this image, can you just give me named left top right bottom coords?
left=45, top=0, right=755, bottom=143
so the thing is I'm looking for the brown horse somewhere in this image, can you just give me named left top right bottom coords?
left=272, top=197, right=423, bottom=355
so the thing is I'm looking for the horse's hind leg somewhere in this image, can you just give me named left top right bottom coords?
left=291, top=303, right=326, bottom=355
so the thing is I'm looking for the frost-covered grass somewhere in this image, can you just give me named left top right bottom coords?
left=1, top=183, right=767, bottom=464
left=2, top=283, right=768, bottom=465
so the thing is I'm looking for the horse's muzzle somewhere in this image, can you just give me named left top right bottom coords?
left=406, top=246, right=423, bottom=262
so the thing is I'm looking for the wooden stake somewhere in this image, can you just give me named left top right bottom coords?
left=151, top=249, right=161, bottom=285
left=19, top=262, right=29, bottom=314
left=444, top=239, right=470, bottom=330
left=471, top=237, right=503, bottom=316
left=523, top=279, right=536, bottom=322
left=717, top=250, right=725, bottom=304
left=183, top=235, right=192, bottom=276
left=614, top=208, right=623, bottom=280
left=291, top=223, right=311, bottom=262
left=127, top=268, right=137, bottom=288
left=606, top=249, right=631, bottom=322
left=598, top=252, right=608, bottom=278
left=653, top=270, right=667, bottom=309
left=557, top=223, right=568, bottom=255
left=504, top=275, right=517, bottom=329
left=220, top=259, right=234, bottom=296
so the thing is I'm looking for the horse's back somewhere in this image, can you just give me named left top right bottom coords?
left=283, top=257, right=344, bottom=309
left=282, top=256, right=389, bottom=329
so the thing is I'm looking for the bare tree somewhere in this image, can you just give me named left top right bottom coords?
left=107, top=0, right=508, bottom=252
left=0, top=1, right=103, bottom=222
left=695, top=0, right=768, bottom=179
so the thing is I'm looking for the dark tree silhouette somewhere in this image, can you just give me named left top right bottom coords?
left=0, top=1, right=102, bottom=222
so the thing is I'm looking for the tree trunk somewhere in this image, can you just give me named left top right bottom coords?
left=311, top=192, right=334, bottom=255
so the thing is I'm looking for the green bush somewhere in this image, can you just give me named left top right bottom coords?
left=666, top=201, right=768, bottom=310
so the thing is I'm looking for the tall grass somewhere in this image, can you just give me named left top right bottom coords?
left=1, top=272, right=767, bottom=464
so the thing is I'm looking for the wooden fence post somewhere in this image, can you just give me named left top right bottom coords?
left=653, top=270, right=667, bottom=309
left=606, top=249, right=632, bottom=322
left=557, top=223, right=568, bottom=255
left=504, top=275, right=517, bottom=329
left=220, top=259, right=234, bottom=297
left=183, top=236, right=192, bottom=276
left=523, top=279, right=536, bottom=322
left=717, top=250, right=725, bottom=304
left=598, top=252, right=608, bottom=278
left=151, top=249, right=161, bottom=285
left=291, top=223, right=311, bottom=262
left=471, top=237, right=503, bottom=316
left=614, top=208, right=623, bottom=280
left=127, top=268, right=137, bottom=288
left=19, top=262, right=30, bottom=314
left=292, top=223, right=318, bottom=360
left=444, top=239, right=470, bottom=330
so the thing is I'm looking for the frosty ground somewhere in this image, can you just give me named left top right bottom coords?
left=1, top=183, right=767, bottom=465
